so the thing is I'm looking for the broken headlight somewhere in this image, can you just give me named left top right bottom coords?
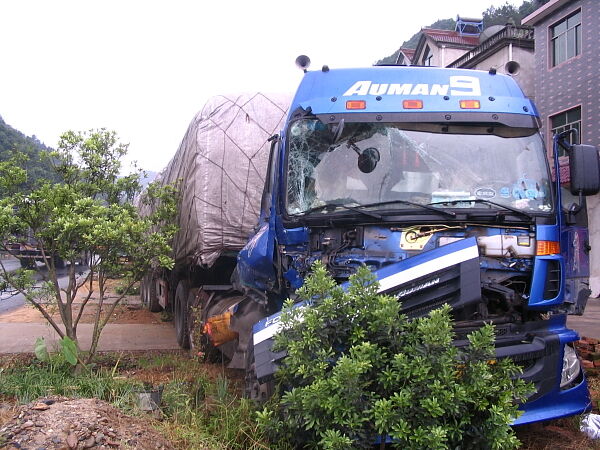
left=560, top=344, right=581, bottom=389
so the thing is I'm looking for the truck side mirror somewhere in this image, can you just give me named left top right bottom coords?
left=569, top=144, right=600, bottom=196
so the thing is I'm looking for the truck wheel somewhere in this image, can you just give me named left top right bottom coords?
left=53, top=255, right=65, bottom=269
left=244, top=338, right=274, bottom=404
left=141, top=274, right=161, bottom=312
left=174, top=280, right=190, bottom=349
left=19, top=258, right=34, bottom=269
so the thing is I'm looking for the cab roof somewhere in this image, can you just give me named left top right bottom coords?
left=290, top=66, right=538, bottom=121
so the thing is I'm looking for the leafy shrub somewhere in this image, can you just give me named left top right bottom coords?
left=114, top=279, right=140, bottom=295
left=257, top=262, right=532, bottom=449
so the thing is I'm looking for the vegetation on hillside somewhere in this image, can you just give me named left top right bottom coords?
left=0, top=116, right=58, bottom=194
left=376, top=0, right=551, bottom=65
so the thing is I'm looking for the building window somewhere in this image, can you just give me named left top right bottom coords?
left=551, top=10, right=581, bottom=67
left=422, top=45, right=433, bottom=66
left=551, top=107, right=581, bottom=156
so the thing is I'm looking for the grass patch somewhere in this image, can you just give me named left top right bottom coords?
left=0, top=352, right=267, bottom=449
left=158, top=375, right=270, bottom=449
left=0, top=356, right=142, bottom=407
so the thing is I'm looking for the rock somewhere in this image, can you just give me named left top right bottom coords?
left=95, top=432, right=105, bottom=444
left=82, top=436, right=96, bottom=448
left=21, top=420, right=34, bottom=429
left=66, top=433, right=78, bottom=449
left=32, top=403, right=50, bottom=411
left=107, top=439, right=120, bottom=447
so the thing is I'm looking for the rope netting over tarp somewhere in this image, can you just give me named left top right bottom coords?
left=150, top=93, right=290, bottom=267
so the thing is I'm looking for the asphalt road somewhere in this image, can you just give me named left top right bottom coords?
left=0, top=258, right=79, bottom=314
left=568, top=297, right=600, bottom=339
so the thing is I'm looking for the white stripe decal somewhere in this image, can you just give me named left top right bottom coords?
left=377, top=245, right=479, bottom=293
left=254, top=321, right=282, bottom=345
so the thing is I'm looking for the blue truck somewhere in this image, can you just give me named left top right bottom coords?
left=143, top=62, right=600, bottom=425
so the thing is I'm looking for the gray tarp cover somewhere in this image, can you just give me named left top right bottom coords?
left=153, top=93, right=290, bottom=267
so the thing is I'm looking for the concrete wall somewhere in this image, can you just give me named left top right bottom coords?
left=469, top=46, right=535, bottom=100
left=439, top=47, right=471, bottom=67
left=418, top=37, right=470, bottom=68
left=530, top=0, right=600, bottom=295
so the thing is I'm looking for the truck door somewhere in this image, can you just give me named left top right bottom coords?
left=236, top=136, right=279, bottom=291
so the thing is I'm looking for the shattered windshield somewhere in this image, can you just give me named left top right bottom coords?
left=285, top=119, right=552, bottom=216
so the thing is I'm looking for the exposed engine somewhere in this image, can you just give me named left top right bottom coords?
left=281, top=224, right=540, bottom=326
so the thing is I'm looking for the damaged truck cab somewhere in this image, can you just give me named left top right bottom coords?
left=239, top=66, right=600, bottom=424
left=144, top=65, right=600, bottom=426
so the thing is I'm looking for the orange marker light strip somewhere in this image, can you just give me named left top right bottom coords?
left=536, top=240, right=560, bottom=255
left=459, top=100, right=481, bottom=109
left=403, top=99, right=423, bottom=109
left=346, top=100, right=366, bottom=110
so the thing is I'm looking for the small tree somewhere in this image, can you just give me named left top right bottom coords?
left=257, top=262, right=532, bottom=449
left=0, top=129, right=177, bottom=365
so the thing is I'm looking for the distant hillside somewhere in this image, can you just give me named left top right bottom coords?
left=376, top=0, right=550, bottom=65
left=141, top=170, right=159, bottom=189
left=0, top=115, right=59, bottom=191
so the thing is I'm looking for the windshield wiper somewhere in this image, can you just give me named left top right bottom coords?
left=352, top=200, right=456, bottom=217
left=294, top=198, right=457, bottom=219
left=427, top=198, right=533, bottom=219
left=293, top=201, right=383, bottom=219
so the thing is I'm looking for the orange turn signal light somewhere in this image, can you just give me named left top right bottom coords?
left=536, top=240, right=560, bottom=255
left=346, top=100, right=366, bottom=110
left=403, top=99, right=423, bottom=109
left=459, top=100, right=481, bottom=109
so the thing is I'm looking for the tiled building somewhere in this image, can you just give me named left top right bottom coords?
left=523, top=0, right=600, bottom=295
left=409, top=17, right=484, bottom=68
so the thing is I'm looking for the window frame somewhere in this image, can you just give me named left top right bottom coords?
left=422, top=45, right=433, bottom=66
left=549, top=105, right=582, bottom=157
left=549, top=8, right=582, bottom=67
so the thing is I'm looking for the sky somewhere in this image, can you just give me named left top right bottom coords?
left=1, top=0, right=523, bottom=172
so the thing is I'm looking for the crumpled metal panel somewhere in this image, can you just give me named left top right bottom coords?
left=153, top=93, right=290, bottom=267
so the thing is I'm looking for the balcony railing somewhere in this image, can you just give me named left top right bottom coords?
left=447, top=25, right=534, bottom=68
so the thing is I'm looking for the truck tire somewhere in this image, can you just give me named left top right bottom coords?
left=174, top=280, right=190, bottom=349
left=53, top=255, right=65, bottom=269
left=141, top=274, right=161, bottom=312
left=19, top=258, right=34, bottom=269
left=244, top=338, right=274, bottom=404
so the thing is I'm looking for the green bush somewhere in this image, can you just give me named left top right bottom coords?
left=257, top=262, right=532, bottom=449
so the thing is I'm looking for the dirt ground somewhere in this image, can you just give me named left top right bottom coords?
left=0, top=397, right=175, bottom=449
left=0, top=352, right=244, bottom=450
left=0, top=278, right=164, bottom=325
left=0, top=302, right=163, bottom=325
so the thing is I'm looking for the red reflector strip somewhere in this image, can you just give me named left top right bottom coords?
left=460, top=100, right=481, bottom=109
left=536, top=241, right=560, bottom=255
left=403, top=99, right=423, bottom=109
left=346, top=100, right=366, bottom=110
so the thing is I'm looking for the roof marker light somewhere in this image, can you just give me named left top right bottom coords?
left=346, top=100, right=366, bottom=110
left=403, top=99, right=423, bottom=109
left=460, top=100, right=481, bottom=109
